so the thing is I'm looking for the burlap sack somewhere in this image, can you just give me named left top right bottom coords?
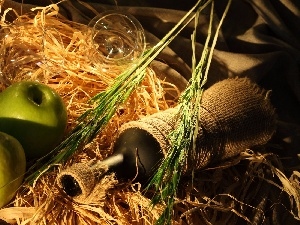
left=118, top=77, right=276, bottom=172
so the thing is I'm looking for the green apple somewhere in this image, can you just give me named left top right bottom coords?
left=0, top=81, right=67, bottom=160
left=0, top=131, right=26, bottom=208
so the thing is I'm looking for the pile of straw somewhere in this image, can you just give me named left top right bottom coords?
left=0, top=3, right=299, bottom=225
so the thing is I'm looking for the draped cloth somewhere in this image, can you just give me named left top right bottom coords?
left=1, top=0, right=300, bottom=224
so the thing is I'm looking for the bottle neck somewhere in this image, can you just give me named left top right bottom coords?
left=59, top=127, right=164, bottom=198
left=97, top=153, right=124, bottom=171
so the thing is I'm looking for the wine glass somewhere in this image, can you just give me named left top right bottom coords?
left=88, top=11, right=146, bottom=67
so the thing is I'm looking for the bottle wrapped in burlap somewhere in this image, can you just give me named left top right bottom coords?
left=57, top=77, right=277, bottom=202
left=118, top=77, right=277, bottom=172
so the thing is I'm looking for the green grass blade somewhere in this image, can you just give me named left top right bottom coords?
left=147, top=1, right=232, bottom=224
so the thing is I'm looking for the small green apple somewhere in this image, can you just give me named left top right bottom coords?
left=0, top=131, right=26, bottom=208
left=0, top=81, right=67, bottom=160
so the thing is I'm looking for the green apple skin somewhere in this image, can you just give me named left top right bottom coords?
left=0, top=81, right=67, bottom=160
left=0, top=131, right=26, bottom=208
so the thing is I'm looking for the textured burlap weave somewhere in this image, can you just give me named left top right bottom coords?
left=118, top=77, right=276, bottom=172
left=57, top=161, right=117, bottom=204
left=118, top=107, right=178, bottom=156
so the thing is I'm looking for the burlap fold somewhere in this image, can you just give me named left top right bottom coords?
left=117, top=77, right=276, bottom=172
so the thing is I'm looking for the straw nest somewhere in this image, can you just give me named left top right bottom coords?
left=0, top=3, right=299, bottom=225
